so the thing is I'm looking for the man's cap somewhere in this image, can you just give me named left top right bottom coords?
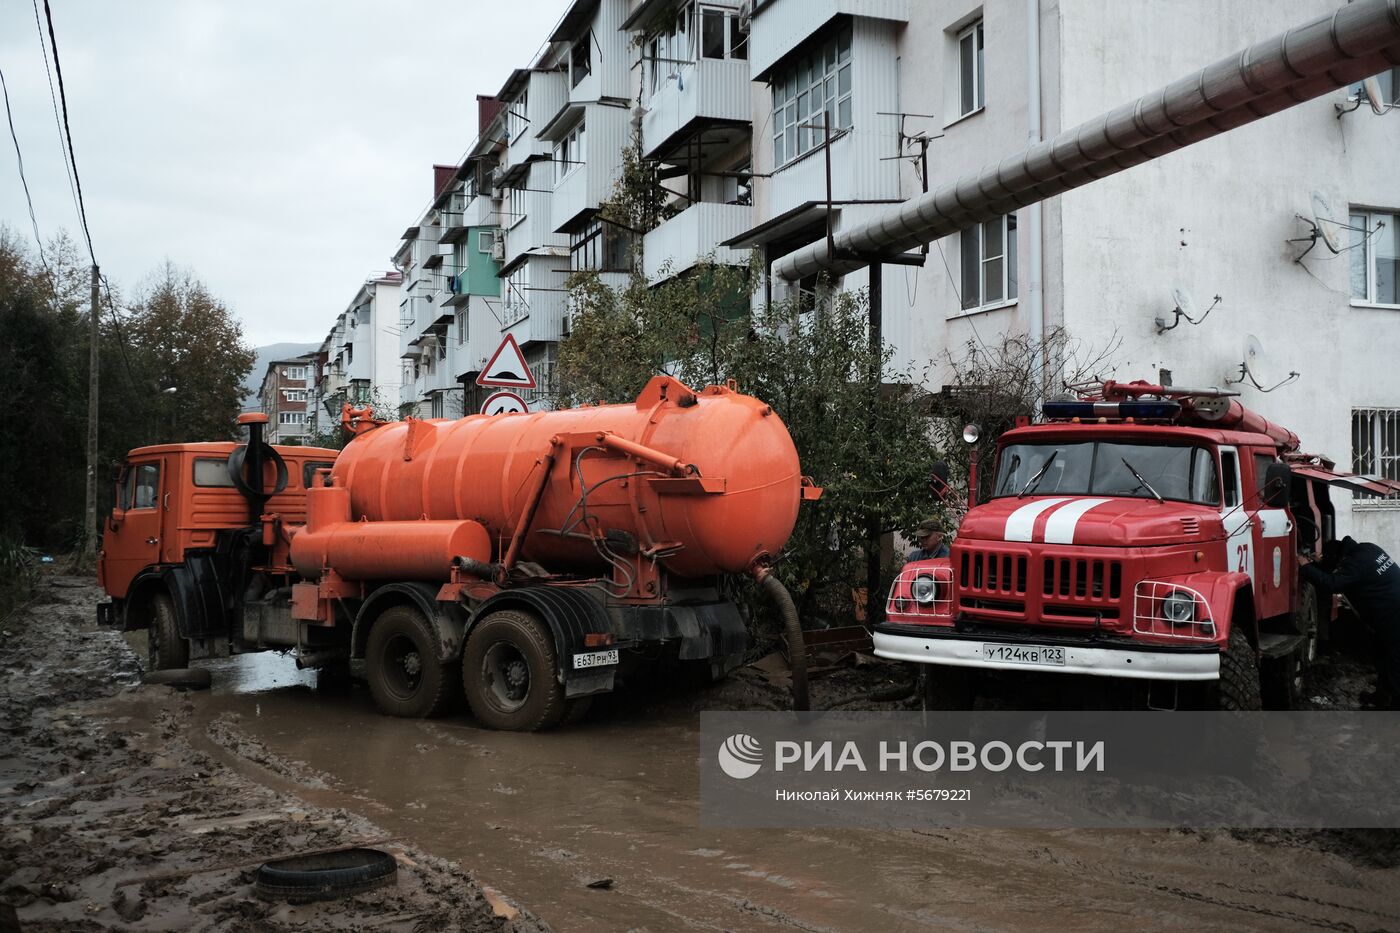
left=915, top=519, right=943, bottom=538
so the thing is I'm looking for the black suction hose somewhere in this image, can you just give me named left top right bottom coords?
left=756, top=570, right=808, bottom=712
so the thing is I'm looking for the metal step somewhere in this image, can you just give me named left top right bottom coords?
left=1257, top=632, right=1304, bottom=659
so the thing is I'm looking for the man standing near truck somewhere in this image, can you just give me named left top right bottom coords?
left=1301, top=537, right=1400, bottom=709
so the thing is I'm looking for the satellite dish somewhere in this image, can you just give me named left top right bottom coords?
left=1310, top=191, right=1343, bottom=253
left=1362, top=76, right=1387, bottom=115
left=1171, top=285, right=1198, bottom=320
left=1243, top=335, right=1269, bottom=388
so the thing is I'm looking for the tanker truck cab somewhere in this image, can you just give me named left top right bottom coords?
left=875, top=380, right=1370, bottom=710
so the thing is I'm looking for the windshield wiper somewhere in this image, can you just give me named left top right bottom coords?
left=1018, top=450, right=1058, bottom=498
left=1120, top=458, right=1163, bottom=502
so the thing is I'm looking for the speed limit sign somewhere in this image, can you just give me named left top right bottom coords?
left=481, top=390, right=529, bottom=415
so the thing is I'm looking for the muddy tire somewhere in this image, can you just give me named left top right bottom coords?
left=148, top=592, right=189, bottom=671
left=1214, top=627, right=1263, bottom=711
left=254, top=847, right=397, bottom=902
left=463, top=610, right=566, bottom=732
left=921, top=665, right=976, bottom=711
left=1262, top=651, right=1303, bottom=709
left=365, top=606, right=456, bottom=719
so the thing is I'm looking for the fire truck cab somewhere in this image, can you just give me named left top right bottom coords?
left=877, top=381, right=1400, bottom=710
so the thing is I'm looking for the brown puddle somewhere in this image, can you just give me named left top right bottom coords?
left=180, top=654, right=1400, bottom=932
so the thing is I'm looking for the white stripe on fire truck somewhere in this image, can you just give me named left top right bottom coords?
left=1042, top=497, right=1112, bottom=544
left=1003, top=498, right=1072, bottom=542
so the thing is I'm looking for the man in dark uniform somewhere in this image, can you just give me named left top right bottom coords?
left=906, top=519, right=950, bottom=562
left=1301, top=536, right=1400, bottom=709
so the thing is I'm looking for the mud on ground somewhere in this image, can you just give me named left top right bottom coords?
left=0, top=574, right=548, bottom=932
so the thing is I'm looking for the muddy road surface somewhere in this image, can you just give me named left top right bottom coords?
left=4, top=576, right=1399, bottom=931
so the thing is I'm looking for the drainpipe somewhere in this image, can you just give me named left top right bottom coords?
left=1026, top=0, right=1045, bottom=416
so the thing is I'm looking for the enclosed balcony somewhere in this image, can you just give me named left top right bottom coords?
left=642, top=201, right=753, bottom=282
left=641, top=57, right=751, bottom=166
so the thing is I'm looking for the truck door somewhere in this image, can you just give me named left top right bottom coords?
left=103, top=458, right=164, bottom=598
left=1251, top=449, right=1294, bottom=620
left=1218, top=447, right=1254, bottom=585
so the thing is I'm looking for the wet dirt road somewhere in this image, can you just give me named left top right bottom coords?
left=182, top=654, right=1400, bottom=932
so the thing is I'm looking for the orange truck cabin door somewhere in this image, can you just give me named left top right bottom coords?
left=103, top=458, right=164, bottom=598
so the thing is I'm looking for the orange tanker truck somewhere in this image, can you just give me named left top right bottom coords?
left=97, top=376, right=819, bottom=730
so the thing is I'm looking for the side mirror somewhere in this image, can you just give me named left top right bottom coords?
left=108, top=509, right=125, bottom=532
left=929, top=461, right=952, bottom=501
left=1263, top=462, right=1292, bottom=509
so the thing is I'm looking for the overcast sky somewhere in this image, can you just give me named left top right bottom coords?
left=0, top=0, right=564, bottom=346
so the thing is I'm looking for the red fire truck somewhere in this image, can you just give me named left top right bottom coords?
left=878, top=380, right=1400, bottom=710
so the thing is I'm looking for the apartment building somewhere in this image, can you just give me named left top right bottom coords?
left=356, top=0, right=1398, bottom=540
left=718, top=0, right=1399, bottom=544
left=258, top=354, right=318, bottom=444
left=310, top=271, right=404, bottom=435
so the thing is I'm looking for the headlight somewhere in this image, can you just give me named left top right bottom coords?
left=911, top=575, right=939, bottom=605
left=1162, top=590, right=1195, bottom=624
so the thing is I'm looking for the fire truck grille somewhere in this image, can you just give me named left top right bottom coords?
left=1042, top=557, right=1123, bottom=601
left=960, top=550, right=1030, bottom=596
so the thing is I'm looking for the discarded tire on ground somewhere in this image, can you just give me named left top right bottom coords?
left=140, top=667, right=212, bottom=690
left=254, top=847, right=397, bottom=902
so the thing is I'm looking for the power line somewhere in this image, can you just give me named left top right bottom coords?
left=0, top=66, right=51, bottom=276
left=32, top=0, right=81, bottom=230
left=42, top=0, right=96, bottom=266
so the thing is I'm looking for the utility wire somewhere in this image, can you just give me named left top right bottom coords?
left=0, top=66, right=51, bottom=276
left=32, top=0, right=81, bottom=231
left=42, top=0, right=96, bottom=266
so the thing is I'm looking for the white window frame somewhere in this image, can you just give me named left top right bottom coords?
left=506, top=90, right=529, bottom=142
left=283, top=366, right=308, bottom=382
left=477, top=230, right=496, bottom=254
left=283, top=389, right=307, bottom=402
left=502, top=263, right=530, bottom=325
left=771, top=28, right=853, bottom=170
left=1350, top=207, right=1399, bottom=308
left=1352, top=408, right=1400, bottom=508
left=570, top=35, right=592, bottom=88
left=958, top=213, right=1018, bottom=313
left=505, top=186, right=526, bottom=229
left=554, top=120, right=586, bottom=187
left=699, top=6, right=747, bottom=61
left=957, top=19, right=986, bottom=118
left=278, top=411, right=306, bottom=426
left=646, top=1, right=694, bottom=96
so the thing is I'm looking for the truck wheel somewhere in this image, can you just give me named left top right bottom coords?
left=148, top=592, right=189, bottom=671
left=365, top=606, right=456, bottom=719
left=1262, top=651, right=1304, bottom=709
left=1214, top=627, right=1263, bottom=711
left=921, top=666, right=977, bottom=710
left=463, top=610, right=566, bottom=732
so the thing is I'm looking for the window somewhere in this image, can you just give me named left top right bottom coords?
left=570, top=35, right=592, bottom=88
left=725, top=160, right=752, bottom=206
left=193, top=457, right=234, bottom=488
left=554, top=121, right=586, bottom=186
left=1350, top=209, right=1398, bottom=306
left=646, top=2, right=693, bottom=95
left=1221, top=450, right=1240, bottom=508
left=958, top=19, right=985, bottom=117
left=505, top=186, right=526, bottom=228
left=477, top=229, right=496, bottom=254
left=960, top=213, right=1017, bottom=310
left=303, top=461, right=335, bottom=489
left=279, top=411, right=306, bottom=425
left=283, top=366, right=308, bottom=382
left=283, top=389, right=307, bottom=402
left=1353, top=408, right=1400, bottom=504
left=570, top=218, right=632, bottom=272
left=771, top=27, right=852, bottom=168
left=127, top=462, right=160, bottom=510
left=503, top=264, right=530, bottom=324
left=456, top=309, right=468, bottom=345
left=506, top=90, right=529, bottom=141
left=1349, top=66, right=1400, bottom=106
left=991, top=442, right=1220, bottom=505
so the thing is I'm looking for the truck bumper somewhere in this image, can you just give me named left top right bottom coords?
left=873, top=624, right=1220, bottom=682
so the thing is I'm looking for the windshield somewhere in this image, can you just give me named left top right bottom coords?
left=992, top=441, right=1221, bottom=505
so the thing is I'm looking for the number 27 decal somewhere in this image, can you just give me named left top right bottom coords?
left=1236, top=543, right=1250, bottom=573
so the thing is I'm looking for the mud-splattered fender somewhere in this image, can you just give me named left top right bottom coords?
left=350, top=582, right=468, bottom=663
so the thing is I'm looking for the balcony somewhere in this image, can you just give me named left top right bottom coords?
left=642, top=201, right=754, bottom=282
left=642, top=57, right=751, bottom=165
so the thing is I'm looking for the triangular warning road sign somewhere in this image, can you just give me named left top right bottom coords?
left=476, top=333, right=536, bottom=388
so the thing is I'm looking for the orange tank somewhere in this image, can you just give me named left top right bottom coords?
left=327, top=375, right=804, bottom=580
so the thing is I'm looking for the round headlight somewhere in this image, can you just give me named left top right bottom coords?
left=1162, top=590, right=1195, bottom=624
left=911, top=575, right=939, bottom=605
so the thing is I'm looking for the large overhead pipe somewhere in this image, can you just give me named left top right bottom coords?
left=774, top=0, right=1400, bottom=281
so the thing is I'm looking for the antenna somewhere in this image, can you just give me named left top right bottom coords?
left=1155, top=286, right=1221, bottom=333
left=1311, top=192, right=1344, bottom=253
left=1226, top=335, right=1300, bottom=392
left=1362, top=76, right=1391, bottom=114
